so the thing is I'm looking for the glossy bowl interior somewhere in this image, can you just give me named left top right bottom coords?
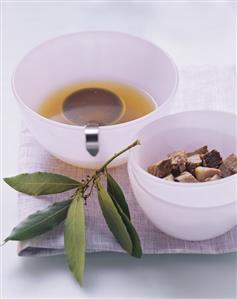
left=12, top=31, right=178, bottom=168
left=128, top=111, right=237, bottom=240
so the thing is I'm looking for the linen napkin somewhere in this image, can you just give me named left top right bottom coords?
left=17, top=66, right=237, bottom=256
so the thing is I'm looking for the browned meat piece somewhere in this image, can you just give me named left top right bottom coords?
left=195, top=166, right=221, bottom=182
left=205, top=174, right=221, bottom=182
left=168, top=151, right=187, bottom=176
left=175, top=171, right=198, bottom=183
left=202, top=150, right=222, bottom=168
left=164, top=174, right=175, bottom=181
left=147, top=164, right=157, bottom=176
left=147, top=158, right=172, bottom=178
left=187, top=145, right=208, bottom=157
left=147, top=147, right=236, bottom=183
left=219, top=154, right=237, bottom=177
left=186, top=154, right=202, bottom=174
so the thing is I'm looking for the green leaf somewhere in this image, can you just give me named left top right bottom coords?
left=107, top=173, right=131, bottom=220
left=64, top=194, right=85, bottom=286
left=114, top=202, right=142, bottom=258
left=106, top=173, right=141, bottom=257
left=5, top=199, right=72, bottom=241
left=4, top=172, right=81, bottom=195
left=96, top=179, right=133, bottom=255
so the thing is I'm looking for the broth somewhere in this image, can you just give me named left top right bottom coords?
left=38, top=81, right=156, bottom=126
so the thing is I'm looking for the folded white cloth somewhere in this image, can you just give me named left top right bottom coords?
left=17, top=66, right=237, bottom=256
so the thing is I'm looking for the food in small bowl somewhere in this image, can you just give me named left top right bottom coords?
left=128, top=110, right=237, bottom=241
left=12, top=31, right=178, bottom=168
left=147, top=146, right=237, bottom=183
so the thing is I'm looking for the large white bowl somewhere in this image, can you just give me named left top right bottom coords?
left=12, top=31, right=178, bottom=168
left=128, top=111, right=237, bottom=241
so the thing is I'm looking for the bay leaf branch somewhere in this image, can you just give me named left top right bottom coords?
left=4, top=172, right=82, bottom=195
left=113, top=201, right=142, bottom=258
left=5, top=199, right=72, bottom=241
left=96, top=179, right=133, bottom=255
left=64, top=193, right=85, bottom=286
left=107, top=173, right=131, bottom=220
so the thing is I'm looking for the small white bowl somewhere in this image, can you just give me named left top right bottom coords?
left=128, top=111, right=237, bottom=241
left=12, top=31, right=178, bottom=168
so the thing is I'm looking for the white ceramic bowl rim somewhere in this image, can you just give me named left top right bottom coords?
left=12, top=31, right=179, bottom=131
left=129, top=110, right=237, bottom=194
left=129, top=165, right=226, bottom=209
left=131, top=163, right=237, bottom=207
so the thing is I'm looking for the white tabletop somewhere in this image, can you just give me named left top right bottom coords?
left=1, top=2, right=236, bottom=298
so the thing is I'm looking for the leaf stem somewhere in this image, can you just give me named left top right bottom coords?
left=78, top=139, right=140, bottom=199
left=97, top=139, right=140, bottom=173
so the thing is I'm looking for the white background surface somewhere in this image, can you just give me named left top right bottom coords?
left=1, top=1, right=237, bottom=298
